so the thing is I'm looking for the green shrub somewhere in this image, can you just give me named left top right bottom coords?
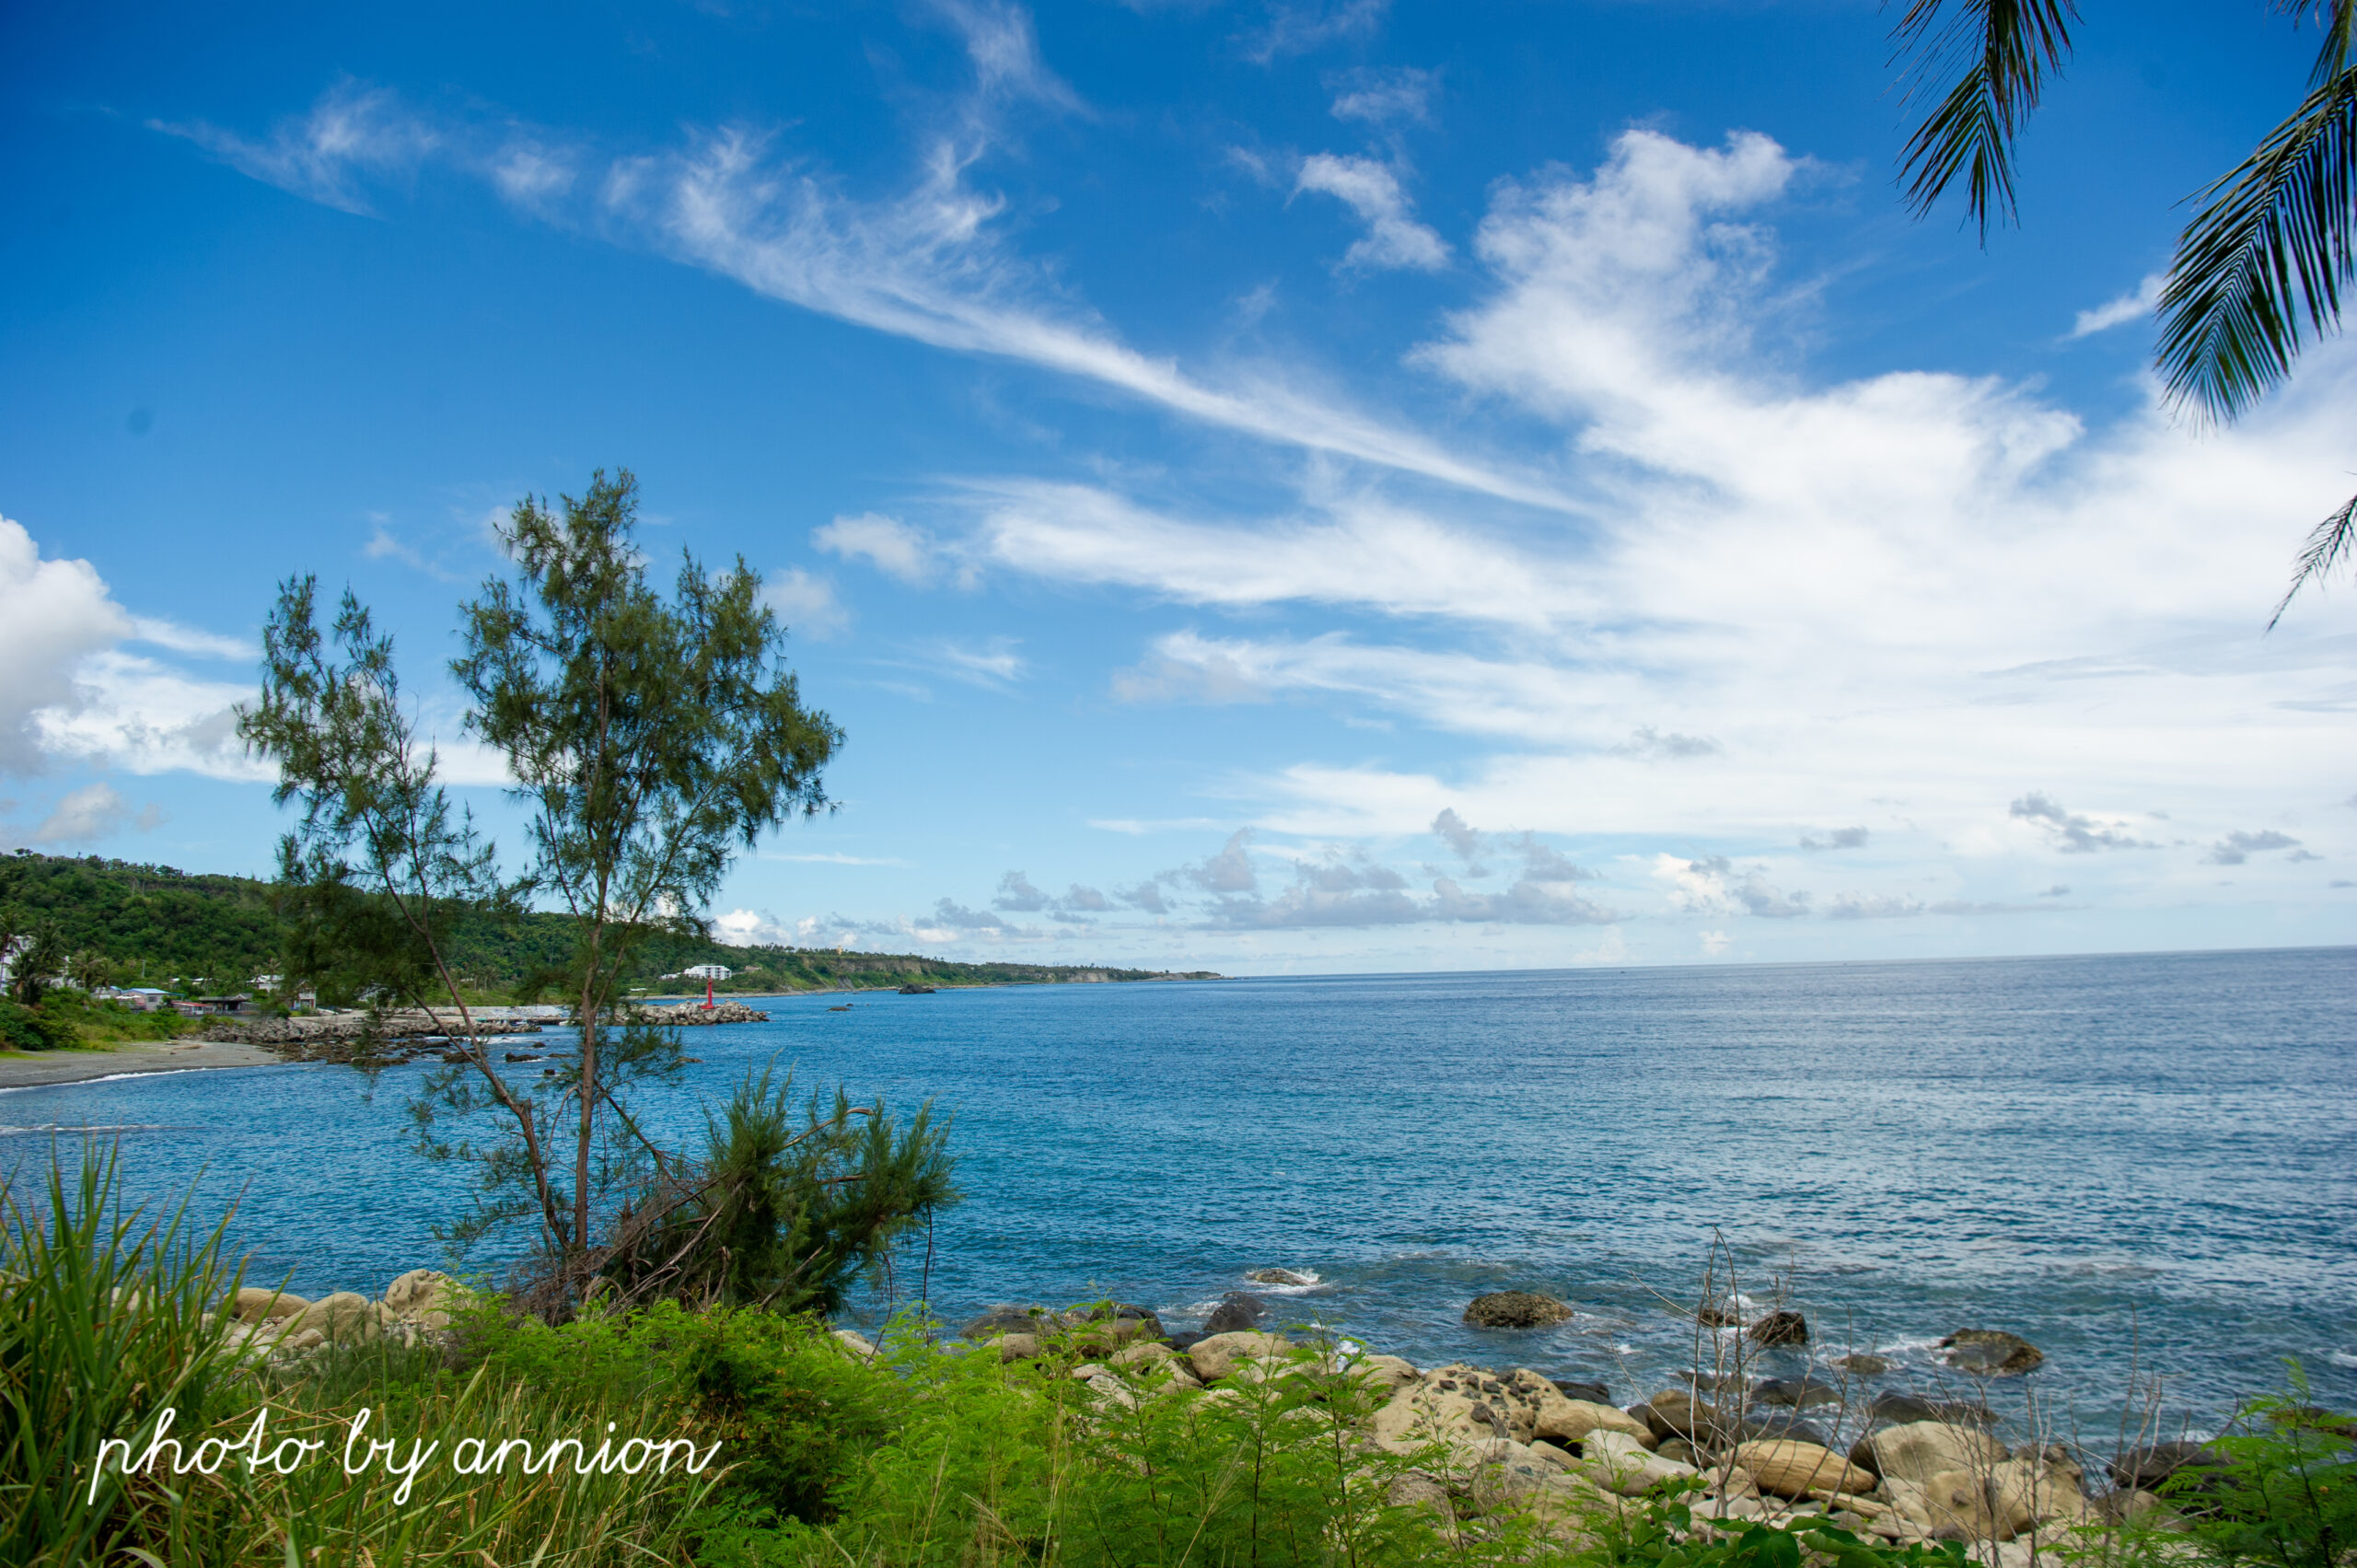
left=2154, top=1372, right=2356, bottom=1568
left=0, top=998, right=79, bottom=1051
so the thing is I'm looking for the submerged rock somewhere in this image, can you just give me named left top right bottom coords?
left=1832, top=1353, right=1891, bottom=1376
left=1940, top=1329, right=2042, bottom=1376
left=1748, top=1309, right=1808, bottom=1346
left=1463, top=1290, right=1573, bottom=1329
left=1246, top=1267, right=1314, bottom=1286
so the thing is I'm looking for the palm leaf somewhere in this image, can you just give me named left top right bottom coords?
left=2270, top=490, right=2357, bottom=627
left=1891, top=0, right=2081, bottom=238
left=2274, top=1, right=2357, bottom=87
left=2157, top=66, right=2357, bottom=421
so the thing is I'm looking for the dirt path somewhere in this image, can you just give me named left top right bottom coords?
left=0, top=1038, right=285, bottom=1090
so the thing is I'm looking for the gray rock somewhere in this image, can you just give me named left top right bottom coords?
left=1552, top=1378, right=1612, bottom=1406
left=1463, top=1290, right=1573, bottom=1329
left=1869, top=1391, right=1995, bottom=1426
left=961, top=1305, right=1048, bottom=1341
left=1246, top=1268, right=1314, bottom=1286
left=2107, top=1442, right=2224, bottom=1492
left=1831, top=1353, right=1890, bottom=1376
left=1202, top=1292, right=1264, bottom=1334
left=1940, top=1329, right=2042, bottom=1376
left=1753, top=1376, right=1841, bottom=1409
left=1748, top=1310, right=1808, bottom=1347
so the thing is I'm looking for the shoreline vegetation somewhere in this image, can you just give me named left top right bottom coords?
left=6, top=1151, right=2349, bottom=1568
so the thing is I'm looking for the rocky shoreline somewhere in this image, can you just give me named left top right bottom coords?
left=895, top=1285, right=2215, bottom=1567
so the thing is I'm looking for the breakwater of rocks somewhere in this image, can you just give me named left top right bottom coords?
left=201, top=1000, right=770, bottom=1063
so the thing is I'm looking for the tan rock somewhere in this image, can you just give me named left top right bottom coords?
left=1540, top=1397, right=1653, bottom=1446
left=1991, top=1457, right=2096, bottom=1528
left=993, top=1331, right=1040, bottom=1362
left=291, top=1291, right=380, bottom=1341
left=1350, top=1353, right=1420, bottom=1400
left=1921, top=1468, right=2035, bottom=1542
left=1864, top=1421, right=2006, bottom=1486
left=1187, top=1330, right=1289, bottom=1382
left=230, top=1286, right=308, bottom=1322
left=1735, top=1439, right=1876, bottom=1500
left=383, top=1268, right=453, bottom=1316
left=1111, top=1341, right=1176, bottom=1368
left=281, top=1328, right=327, bottom=1353
left=1582, top=1429, right=1700, bottom=1496
left=833, top=1329, right=879, bottom=1358
left=1368, top=1366, right=1527, bottom=1452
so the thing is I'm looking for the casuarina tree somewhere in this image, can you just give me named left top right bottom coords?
left=243, top=470, right=899, bottom=1313
left=446, top=470, right=843, bottom=1296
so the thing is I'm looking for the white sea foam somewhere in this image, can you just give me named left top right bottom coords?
left=0, top=1122, right=172, bottom=1134
left=2331, top=1351, right=2357, bottom=1369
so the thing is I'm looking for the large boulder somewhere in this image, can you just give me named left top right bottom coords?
left=1753, top=1375, right=1840, bottom=1409
left=1202, top=1292, right=1265, bottom=1334
left=291, top=1292, right=383, bottom=1341
left=229, top=1286, right=308, bottom=1323
left=1553, top=1377, right=1612, bottom=1405
left=1349, top=1353, right=1421, bottom=1400
left=1748, top=1310, right=1808, bottom=1347
left=1869, top=1391, right=1993, bottom=1427
left=1246, top=1268, right=1314, bottom=1286
left=1732, top=1439, right=1875, bottom=1500
left=1855, top=1421, right=2006, bottom=1487
left=1464, top=1290, right=1573, bottom=1329
left=962, top=1305, right=1049, bottom=1341
left=2107, top=1441, right=2225, bottom=1492
left=1187, top=1330, right=1289, bottom=1383
left=1369, top=1364, right=1539, bottom=1450
left=1066, top=1302, right=1166, bottom=1349
left=1833, top=1353, right=1891, bottom=1376
left=1580, top=1429, right=1700, bottom=1496
left=1538, top=1397, right=1653, bottom=1447
left=1919, top=1468, right=2036, bottom=1541
left=383, top=1269, right=457, bottom=1328
left=1638, top=1388, right=1713, bottom=1443
left=1940, top=1329, right=2043, bottom=1376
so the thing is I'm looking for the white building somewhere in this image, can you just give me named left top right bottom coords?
left=680, top=963, right=734, bottom=981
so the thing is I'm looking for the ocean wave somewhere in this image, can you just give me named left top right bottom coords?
left=0, top=1123, right=174, bottom=1135
left=2331, top=1351, right=2357, bottom=1369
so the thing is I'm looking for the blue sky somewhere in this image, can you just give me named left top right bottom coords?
left=3, top=0, right=2351, bottom=973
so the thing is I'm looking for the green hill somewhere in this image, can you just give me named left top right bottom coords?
left=0, top=851, right=1216, bottom=997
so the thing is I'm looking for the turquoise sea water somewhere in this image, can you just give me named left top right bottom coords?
left=4, top=946, right=2351, bottom=1434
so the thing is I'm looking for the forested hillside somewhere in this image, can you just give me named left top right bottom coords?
left=0, top=852, right=1213, bottom=995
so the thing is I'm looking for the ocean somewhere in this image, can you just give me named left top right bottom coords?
left=5, top=945, right=2351, bottom=1440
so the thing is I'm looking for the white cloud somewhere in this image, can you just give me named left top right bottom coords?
left=2071, top=273, right=2165, bottom=339
left=150, top=81, right=437, bottom=216
left=814, top=513, right=943, bottom=585
left=1242, top=0, right=1389, bottom=63
left=931, top=636, right=1028, bottom=688
left=0, top=517, right=134, bottom=775
left=761, top=566, right=852, bottom=640
left=969, top=480, right=1585, bottom=628
left=30, top=784, right=163, bottom=846
left=1295, top=154, right=1449, bottom=272
left=932, top=0, right=1083, bottom=110
left=31, top=650, right=264, bottom=781
left=1330, top=68, right=1435, bottom=127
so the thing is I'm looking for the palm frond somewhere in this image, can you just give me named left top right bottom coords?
left=2158, top=67, right=2357, bottom=421
left=2273, top=0, right=2357, bottom=87
left=2269, top=489, right=2357, bottom=628
left=1891, top=0, right=2081, bottom=239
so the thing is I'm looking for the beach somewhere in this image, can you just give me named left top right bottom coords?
left=0, top=1037, right=283, bottom=1090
